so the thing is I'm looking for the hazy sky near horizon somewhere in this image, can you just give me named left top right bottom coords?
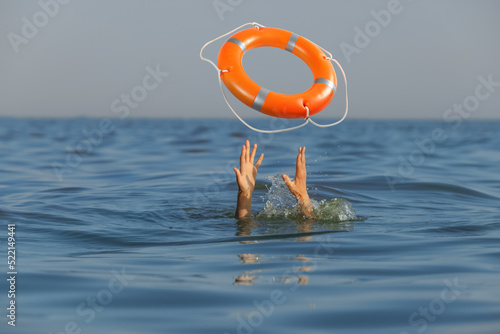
left=1, top=0, right=500, bottom=120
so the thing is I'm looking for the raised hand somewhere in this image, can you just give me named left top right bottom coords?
left=233, top=140, right=264, bottom=194
left=234, top=140, right=264, bottom=219
left=282, top=147, right=314, bottom=217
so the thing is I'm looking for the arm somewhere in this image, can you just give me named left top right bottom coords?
left=233, top=140, right=264, bottom=219
left=282, top=146, right=315, bottom=218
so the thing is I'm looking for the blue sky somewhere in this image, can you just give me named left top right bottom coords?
left=1, top=0, right=499, bottom=119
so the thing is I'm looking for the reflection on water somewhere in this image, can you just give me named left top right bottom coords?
left=233, top=229, right=341, bottom=286
left=233, top=183, right=351, bottom=287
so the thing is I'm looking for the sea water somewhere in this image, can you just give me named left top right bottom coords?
left=0, top=118, right=499, bottom=334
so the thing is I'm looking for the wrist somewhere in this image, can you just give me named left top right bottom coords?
left=238, top=188, right=253, bottom=198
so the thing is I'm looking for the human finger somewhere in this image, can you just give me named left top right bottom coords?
left=245, top=140, right=251, bottom=162
left=255, top=153, right=264, bottom=170
left=233, top=167, right=241, bottom=181
left=250, top=143, right=257, bottom=163
left=282, top=174, right=296, bottom=194
left=240, top=145, right=246, bottom=165
left=295, top=149, right=301, bottom=172
left=282, top=174, right=293, bottom=188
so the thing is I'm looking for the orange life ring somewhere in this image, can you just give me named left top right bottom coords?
left=217, top=27, right=337, bottom=119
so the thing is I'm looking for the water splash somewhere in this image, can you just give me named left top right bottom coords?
left=257, top=175, right=358, bottom=222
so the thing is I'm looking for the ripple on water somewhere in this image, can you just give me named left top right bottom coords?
left=396, top=182, right=498, bottom=200
left=1, top=119, right=499, bottom=334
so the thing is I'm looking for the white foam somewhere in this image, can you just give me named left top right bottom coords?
left=257, top=175, right=358, bottom=222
